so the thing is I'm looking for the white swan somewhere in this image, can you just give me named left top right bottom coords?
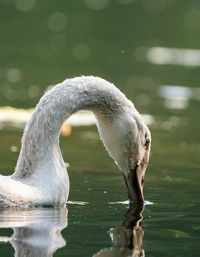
left=0, top=76, right=151, bottom=207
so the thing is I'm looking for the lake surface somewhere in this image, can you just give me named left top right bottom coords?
left=0, top=0, right=200, bottom=256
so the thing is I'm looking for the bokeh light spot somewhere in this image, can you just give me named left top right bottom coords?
left=73, top=43, right=90, bottom=61
left=14, top=0, right=37, bottom=12
left=28, top=85, right=40, bottom=99
left=6, top=68, right=21, bottom=83
left=5, top=87, right=16, bottom=101
left=184, top=8, right=200, bottom=29
left=84, top=0, right=111, bottom=11
left=48, top=12, right=68, bottom=32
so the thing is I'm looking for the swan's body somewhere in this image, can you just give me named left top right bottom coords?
left=0, top=76, right=151, bottom=207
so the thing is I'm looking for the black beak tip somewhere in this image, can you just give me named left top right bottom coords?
left=129, top=198, right=144, bottom=204
left=123, top=166, right=145, bottom=204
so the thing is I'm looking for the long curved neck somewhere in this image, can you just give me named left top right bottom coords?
left=13, top=76, right=129, bottom=178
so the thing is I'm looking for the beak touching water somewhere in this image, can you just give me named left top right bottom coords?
left=123, top=164, right=146, bottom=203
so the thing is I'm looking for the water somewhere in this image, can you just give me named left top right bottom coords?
left=0, top=0, right=200, bottom=256
left=0, top=125, right=199, bottom=256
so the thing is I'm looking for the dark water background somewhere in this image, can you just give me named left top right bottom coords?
left=0, top=0, right=200, bottom=256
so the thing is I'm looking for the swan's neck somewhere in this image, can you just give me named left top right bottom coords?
left=13, top=76, right=129, bottom=178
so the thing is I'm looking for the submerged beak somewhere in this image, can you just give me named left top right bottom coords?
left=123, top=165, right=146, bottom=203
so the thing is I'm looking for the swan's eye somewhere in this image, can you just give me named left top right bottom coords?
left=145, top=138, right=150, bottom=149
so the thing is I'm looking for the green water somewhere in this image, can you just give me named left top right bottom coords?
left=0, top=0, right=200, bottom=256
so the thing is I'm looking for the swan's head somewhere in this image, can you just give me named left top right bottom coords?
left=96, top=103, right=151, bottom=203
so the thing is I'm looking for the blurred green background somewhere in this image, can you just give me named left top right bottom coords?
left=0, top=0, right=200, bottom=256
left=0, top=0, right=199, bottom=110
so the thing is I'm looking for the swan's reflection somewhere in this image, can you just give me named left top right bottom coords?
left=0, top=207, right=68, bottom=257
left=94, top=203, right=144, bottom=257
left=0, top=204, right=144, bottom=257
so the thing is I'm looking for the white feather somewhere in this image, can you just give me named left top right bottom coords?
left=0, top=76, right=150, bottom=206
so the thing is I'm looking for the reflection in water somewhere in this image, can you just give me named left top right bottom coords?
left=0, top=204, right=145, bottom=257
left=158, top=85, right=200, bottom=109
left=94, top=203, right=144, bottom=257
left=146, top=47, right=200, bottom=67
left=0, top=207, right=68, bottom=257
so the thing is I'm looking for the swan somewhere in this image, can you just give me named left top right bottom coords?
left=0, top=76, right=151, bottom=207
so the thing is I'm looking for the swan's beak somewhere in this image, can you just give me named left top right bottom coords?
left=123, top=165, right=145, bottom=203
